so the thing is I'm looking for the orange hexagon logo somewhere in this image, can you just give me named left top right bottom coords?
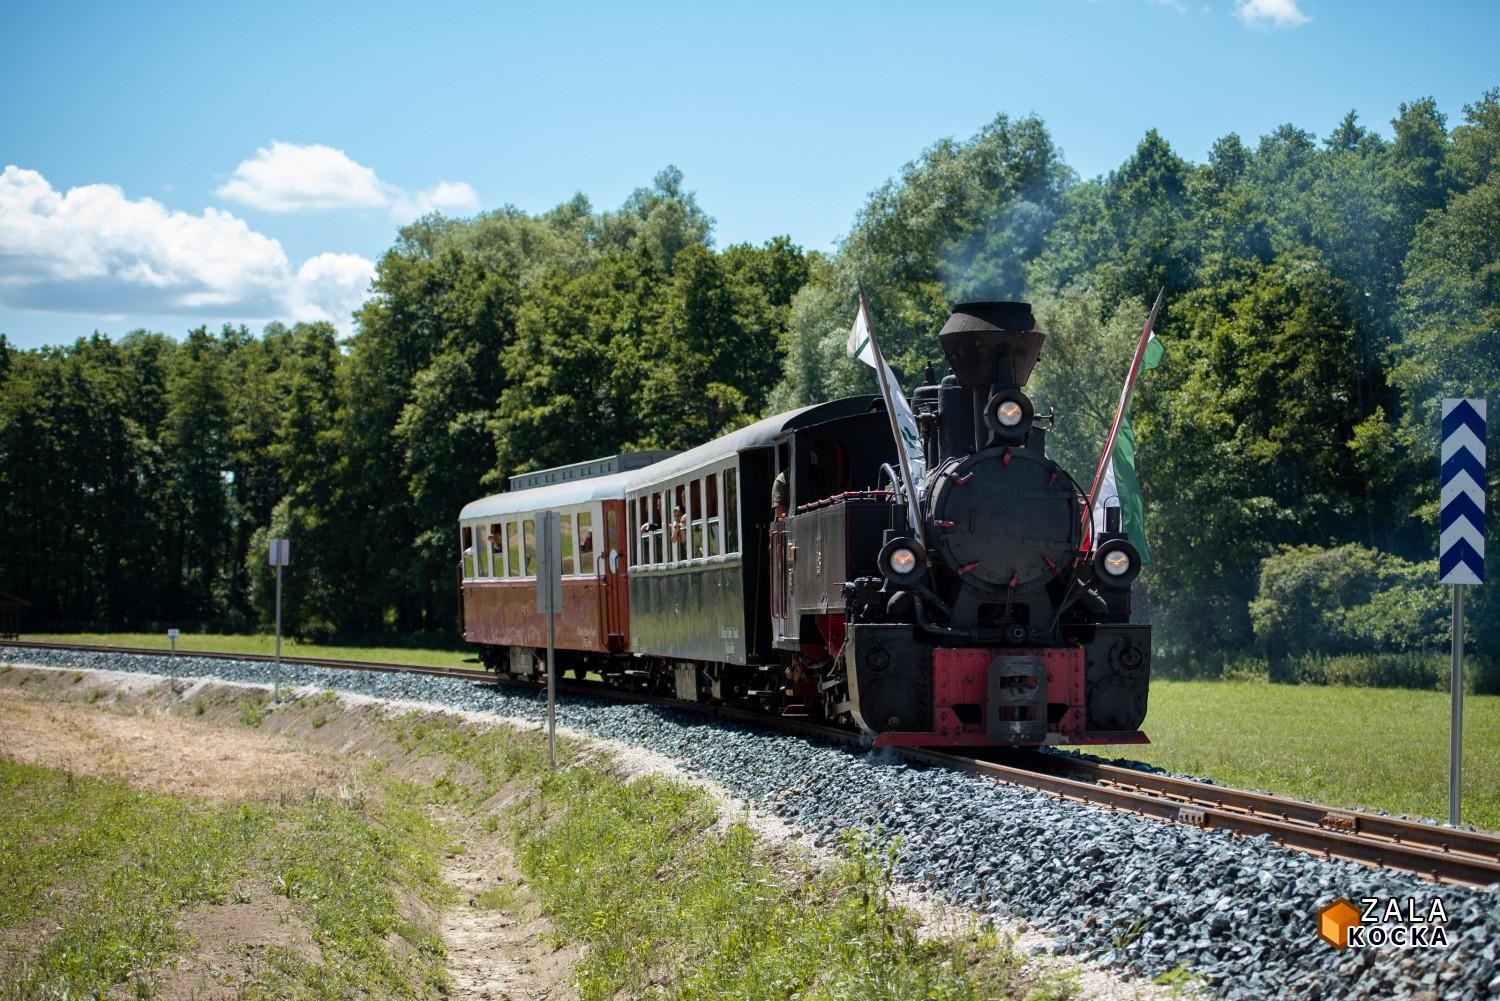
left=1317, top=898, right=1362, bottom=948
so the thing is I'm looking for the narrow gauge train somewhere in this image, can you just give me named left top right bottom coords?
left=457, top=301, right=1151, bottom=747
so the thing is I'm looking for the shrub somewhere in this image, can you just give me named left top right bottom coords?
left=1250, top=544, right=1448, bottom=680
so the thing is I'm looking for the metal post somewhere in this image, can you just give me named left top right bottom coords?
left=547, top=597, right=557, bottom=769
left=274, top=563, right=283, bottom=704
left=1450, top=583, right=1465, bottom=826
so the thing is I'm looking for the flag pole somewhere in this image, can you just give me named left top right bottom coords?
left=1083, top=287, right=1165, bottom=537
left=859, top=283, right=926, bottom=546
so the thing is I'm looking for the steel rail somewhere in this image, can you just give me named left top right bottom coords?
left=0, top=639, right=494, bottom=682
left=4, top=639, right=1497, bottom=887
left=1013, top=751, right=1500, bottom=878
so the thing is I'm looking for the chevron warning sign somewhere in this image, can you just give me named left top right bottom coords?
left=1440, top=398, right=1486, bottom=585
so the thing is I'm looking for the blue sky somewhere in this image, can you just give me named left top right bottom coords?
left=2, top=0, right=1497, bottom=350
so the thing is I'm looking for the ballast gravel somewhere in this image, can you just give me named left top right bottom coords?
left=4, top=647, right=1496, bottom=1001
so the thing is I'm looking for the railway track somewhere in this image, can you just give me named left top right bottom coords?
left=5, top=639, right=1499, bottom=888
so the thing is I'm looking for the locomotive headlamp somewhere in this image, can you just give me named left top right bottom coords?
left=982, top=390, right=1033, bottom=439
left=1094, top=539, right=1141, bottom=588
left=889, top=547, right=918, bottom=575
left=878, top=536, right=928, bottom=585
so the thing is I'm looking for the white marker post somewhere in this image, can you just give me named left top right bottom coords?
left=535, top=512, right=564, bottom=769
left=167, top=628, right=179, bottom=656
left=1439, top=399, right=1485, bottom=827
left=269, top=538, right=291, bottom=703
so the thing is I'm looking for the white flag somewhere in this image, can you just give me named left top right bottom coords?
left=848, top=299, right=926, bottom=489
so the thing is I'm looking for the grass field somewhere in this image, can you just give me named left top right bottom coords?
left=1094, top=680, right=1500, bottom=831
left=17, top=633, right=1499, bottom=831
left=21, top=631, right=476, bottom=670
left=1, top=670, right=1066, bottom=1000
left=0, top=752, right=452, bottom=998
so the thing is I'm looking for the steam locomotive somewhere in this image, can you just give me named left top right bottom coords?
left=457, top=301, right=1150, bottom=747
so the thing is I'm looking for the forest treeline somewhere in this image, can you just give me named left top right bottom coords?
left=1, top=90, right=1496, bottom=687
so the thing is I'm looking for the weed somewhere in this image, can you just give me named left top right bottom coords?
left=71, top=672, right=84, bottom=684
left=85, top=687, right=103, bottom=702
left=193, top=702, right=206, bottom=716
left=1153, top=963, right=1207, bottom=997
left=1025, top=968, right=1082, bottom=1001
left=472, top=883, right=523, bottom=911
left=239, top=702, right=266, bottom=727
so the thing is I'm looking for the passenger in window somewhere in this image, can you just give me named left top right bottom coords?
left=670, top=505, right=687, bottom=546
left=580, top=529, right=594, bottom=553
left=772, top=469, right=788, bottom=519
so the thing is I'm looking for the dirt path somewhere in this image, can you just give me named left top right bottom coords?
left=438, top=804, right=580, bottom=1001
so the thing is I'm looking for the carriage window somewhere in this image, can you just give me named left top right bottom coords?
left=652, top=492, right=665, bottom=565
left=629, top=498, right=640, bottom=567
left=521, top=518, right=536, bottom=576
left=578, top=511, right=595, bottom=574
left=690, top=479, right=704, bottom=559
left=505, top=522, right=521, bottom=577
left=672, top=485, right=687, bottom=562
left=560, top=513, right=575, bottom=575
left=488, top=523, right=504, bottom=577
left=724, top=468, right=739, bottom=555
left=461, top=526, right=476, bottom=578
left=704, top=472, right=720, bottom=557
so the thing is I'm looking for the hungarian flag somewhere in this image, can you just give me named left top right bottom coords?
left=1087, top=291, right=1165, bottom=564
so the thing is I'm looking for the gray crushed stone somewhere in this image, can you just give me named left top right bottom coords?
left=3, top=646, right=1496, bottom=1001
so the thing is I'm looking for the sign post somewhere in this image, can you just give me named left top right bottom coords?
left=167, top=628, right=179, bottom=656
left=1439, top=399, right=1486, bottom=826
left=269, top=538, right=291, bottom=703
left=535, top=512, right=564, bottom=768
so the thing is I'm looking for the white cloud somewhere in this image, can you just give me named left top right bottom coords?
left=288, top=252, right=377, bottom=327
left=217, top=141, right=479, bottom=221
left=216, top=141, right=386, bottom=212
left=1235, top=0, right=1309, bottom=27
left=390, top=181, right=480, bottom=224
left=0, top=165, right=373, bottom=333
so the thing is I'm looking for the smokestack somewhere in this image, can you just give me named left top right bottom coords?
left=937, top=301, right=1045, bottom=389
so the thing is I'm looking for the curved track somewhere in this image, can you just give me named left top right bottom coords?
left=6, top=639, right=1498, bottom=888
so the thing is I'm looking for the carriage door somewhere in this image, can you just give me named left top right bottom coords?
left=770, top=441, right=796, bottom=649
left=597, top=504, right=625, bottom=650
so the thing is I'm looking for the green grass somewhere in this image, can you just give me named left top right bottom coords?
left=1094, top=679, right=1500, bottom=829
left=0, top=757, right=452, bottom=999
left=21, top=631, right=475, bottom=670
left=514, top=774, right=1027, bottom=1000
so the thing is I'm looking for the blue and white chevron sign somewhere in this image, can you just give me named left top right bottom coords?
left=1440, top=398, right=1486, bottom=585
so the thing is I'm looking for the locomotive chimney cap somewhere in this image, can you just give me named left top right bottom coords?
left=938, top=301, right=1045, bottom=389
left=940, top=301, right=1038, bottom=335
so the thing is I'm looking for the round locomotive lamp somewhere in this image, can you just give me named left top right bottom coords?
left=982, top=389, right=1033, bottom=439
left=1094, top=539, right=1141, bottom=588
left=878, top=536, right=927, bottom=585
